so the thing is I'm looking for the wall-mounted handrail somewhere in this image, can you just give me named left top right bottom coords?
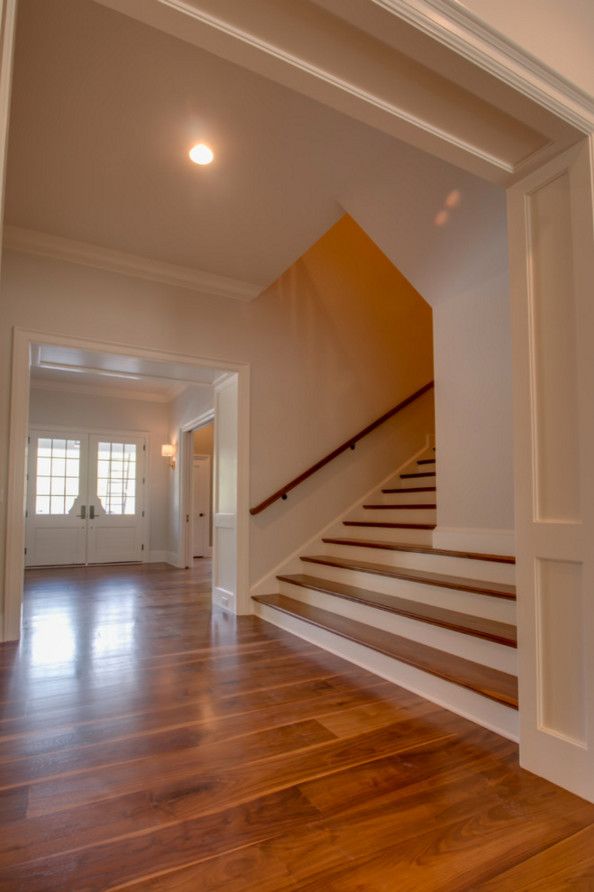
left=250, top=380, right=434, bottom=516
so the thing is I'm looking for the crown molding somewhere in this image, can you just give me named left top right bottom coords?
left=372, top=0, right=594, bottom=135
left=3, top=226, right=263, bottom=301
left=129, top=0, right=512, bottom=174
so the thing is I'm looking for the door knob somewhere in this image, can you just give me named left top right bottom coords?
left=89, top=505, right=95, bottom=519
left=78, top=505, right=86, bottom=519
left=199, top=513, right=205, bottom=517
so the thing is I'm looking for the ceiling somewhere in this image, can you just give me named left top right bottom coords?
left=4, top=0, right=582, bottom=300
left=30, top=343, right=219, bottom=402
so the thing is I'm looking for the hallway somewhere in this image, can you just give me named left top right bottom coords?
left=0, top=564, right=593, bottom=889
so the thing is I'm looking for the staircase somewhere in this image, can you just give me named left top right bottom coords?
left=253, top=449, right=519, bottom=739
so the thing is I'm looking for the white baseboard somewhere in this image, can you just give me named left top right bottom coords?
left=148, top=550, right=181, bottom=566
left=432, top=526, right=515, bottom=556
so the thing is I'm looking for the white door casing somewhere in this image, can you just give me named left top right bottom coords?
left=507, top=136, right=594, bottom=802
left=25, top=428, right=147, bottom=567
left=212, top=374, right=239, bottom=612
left=192, top=455, right=211, bottom=558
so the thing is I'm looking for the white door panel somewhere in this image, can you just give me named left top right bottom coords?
left=192, top=455, right=211, bottom=558
left=26, top=431, right=87, bottom=566
left=25, top=429, right=146, bottom=567
left=87, top=435, right=145, bottom=564
left=507, top=137, right=594, bottom=801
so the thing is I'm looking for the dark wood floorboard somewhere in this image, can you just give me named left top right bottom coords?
left=0, top=561, right=592, bottom=890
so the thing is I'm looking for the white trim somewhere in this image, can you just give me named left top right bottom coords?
left=3, top=327, right=250, bottom=640
left=373, top=0, right=594, bottom=134
left=29, top=378, right=186, bottom=404
left=432, top=525, right=515, bottom=556
left=3, top=226, right=263, bottom=302
left=149, top=550, right=181, bottom=566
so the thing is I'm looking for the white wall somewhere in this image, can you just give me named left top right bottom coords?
left=28, top=386, right=171, bottom=556
left=432, top=268, right=514, bottom=550
left=343, top=156, right=514, bottom=550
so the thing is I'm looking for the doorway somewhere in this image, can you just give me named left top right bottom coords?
left=25, top=428, right=147, bottom=567
left=191, top=451, right=212, bottom=561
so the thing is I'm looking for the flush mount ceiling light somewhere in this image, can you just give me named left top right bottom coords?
left=189, top=143, right=214, bottom=165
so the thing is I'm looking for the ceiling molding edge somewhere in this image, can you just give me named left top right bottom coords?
left=3, top=226, right=263, bottom=301
left=29, top=378, right=180, bottom=403
left=151, top=0, right=512, bottom=173
left=372, top=0, right=594, bottom=135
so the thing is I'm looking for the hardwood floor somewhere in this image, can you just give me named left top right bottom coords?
left=0, top=563, right=593, bottom=890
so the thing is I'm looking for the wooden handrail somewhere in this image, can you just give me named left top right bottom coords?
left=250, top=380, right=434, bottom=516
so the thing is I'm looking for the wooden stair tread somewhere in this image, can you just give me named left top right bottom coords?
left=382, top=486, right=436, bottom=493
left=363, top=503, right=437, bottom=510
left=300, top=555, right=516, bottom=600
left=322, top=537, right=516, bottom=565
left=401, top=471, right=436, bottom=478
left=254, top=594, right=518, bottom=709
left=277, top=573, right=517, bottom=647
left=417, top=459, right=436, bottom=465
left=344, top=521, right=436, bottom=530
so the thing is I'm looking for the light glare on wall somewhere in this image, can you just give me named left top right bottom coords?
left=189, top=143, right=214, bottom=165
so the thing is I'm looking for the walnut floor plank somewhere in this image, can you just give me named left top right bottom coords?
left=0, top=562, right=591, bottom=890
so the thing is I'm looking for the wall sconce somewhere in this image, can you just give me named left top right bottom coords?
left=161, top=444, right=176, bottom=469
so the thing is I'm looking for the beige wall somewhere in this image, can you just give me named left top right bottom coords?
left=0, top=214, right=433, bottom=611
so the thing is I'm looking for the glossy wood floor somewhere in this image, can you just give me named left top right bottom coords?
left=1, top=562, right=594, bottom=890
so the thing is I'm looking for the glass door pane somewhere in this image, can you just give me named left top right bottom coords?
left=25, top=431, right=88, bottom=567
left=87, top=434, right=145, bottom=564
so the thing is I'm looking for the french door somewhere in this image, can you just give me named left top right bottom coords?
left=25, top=429, right=146, bottom=567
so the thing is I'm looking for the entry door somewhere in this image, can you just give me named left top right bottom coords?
left=192, top=455, right=211, bottom=558
left=26, top=430, right=146, bottom=566
left=25, top=431, right=88, bottom=566
left=86, top=435, right=145, bottom=564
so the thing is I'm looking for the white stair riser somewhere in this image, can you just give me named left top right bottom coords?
left=279, top=581, right=517, bottom=674
left=320, top=542, right=516, bottom=585
left=338, top=525, right=435, bottom=544
left=353, top=507, right=437, bottom=524
left=254, top=603, right=519, bottom=741
left=298, top=560, right=517, bottom=623
left=378, top=489, right=437, bottom=505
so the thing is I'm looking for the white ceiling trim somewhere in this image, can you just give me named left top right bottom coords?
left=3, top=225, right=263, bottom=301
left=150, top=0, right=512, bottom=173
left=373, top=0, right=594, bottom=134
left=29, top=378, right=182, bottom=403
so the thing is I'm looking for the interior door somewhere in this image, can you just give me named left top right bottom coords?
left=86, top=435, right=146, bottom=564
left=192, top=455, right=211, bottom=558
left=25, top=431, right=88, bottom=566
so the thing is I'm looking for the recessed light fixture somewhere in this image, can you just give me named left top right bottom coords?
left=189, top=143, right=214, bottom=165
